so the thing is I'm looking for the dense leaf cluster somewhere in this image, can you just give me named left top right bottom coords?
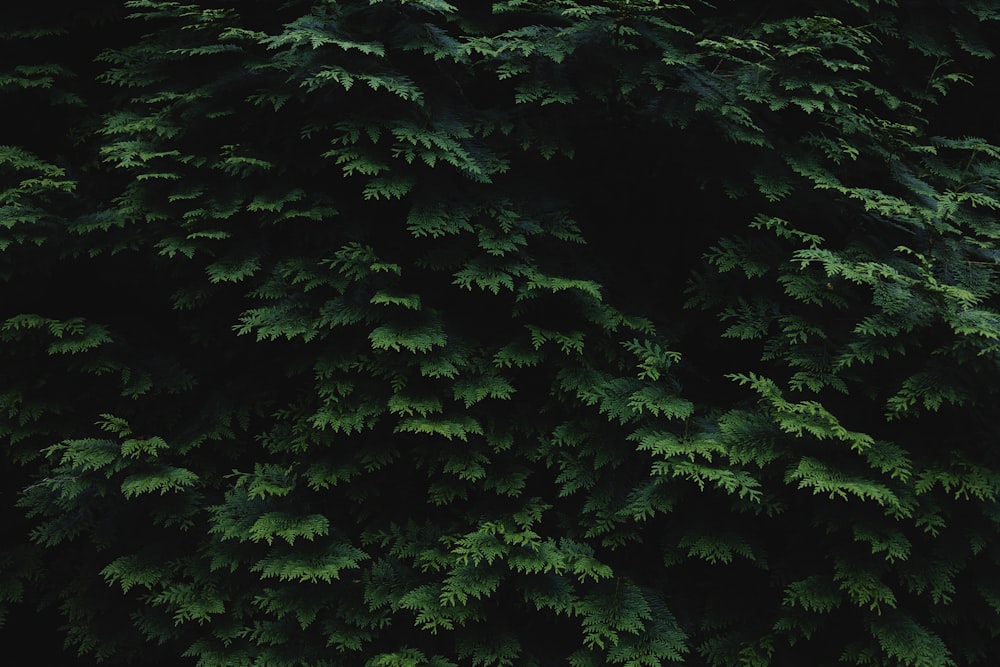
left=2, top=1, right=1000, bottom=665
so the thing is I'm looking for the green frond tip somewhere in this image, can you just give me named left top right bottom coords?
left=369, top=322, right=447, bottom=353
left=120, top=466, right=199, bottom=498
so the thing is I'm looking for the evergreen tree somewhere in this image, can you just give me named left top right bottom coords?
left=2, top=1, right=1000, bottom=665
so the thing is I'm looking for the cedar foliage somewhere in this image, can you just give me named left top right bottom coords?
left=2, top=1, right=1000, bottom=665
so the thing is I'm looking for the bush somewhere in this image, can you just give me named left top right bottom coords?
left=3, top=2, right=1000, bottom=665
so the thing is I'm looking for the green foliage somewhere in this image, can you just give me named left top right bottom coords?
left=2, top=1, right=1000, bottom=665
